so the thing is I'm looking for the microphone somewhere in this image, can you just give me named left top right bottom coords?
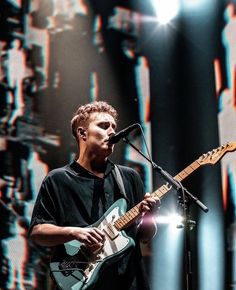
left=108, top=123, right=139, bottom=144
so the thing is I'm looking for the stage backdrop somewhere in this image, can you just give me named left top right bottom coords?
left=0, top=0, right=235, bottom=289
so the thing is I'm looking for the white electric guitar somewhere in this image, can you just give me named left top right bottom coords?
left=50, top=142, right=236, bottom=290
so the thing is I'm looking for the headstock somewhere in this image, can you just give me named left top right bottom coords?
left=197, top=142, right=236, bottom=165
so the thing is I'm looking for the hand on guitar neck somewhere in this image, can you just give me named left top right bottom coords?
left=137, top=193, right=161, bottom=243
left=139, top=192, right=161, bottom=214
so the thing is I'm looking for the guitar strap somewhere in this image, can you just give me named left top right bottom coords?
left=112, top=165, right=128, bottom=200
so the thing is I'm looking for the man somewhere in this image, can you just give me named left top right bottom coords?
left=29, top=101, right=159, bottom=290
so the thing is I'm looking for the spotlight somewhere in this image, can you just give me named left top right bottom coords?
left=156, top=213, right=184, bottom=229
left=151, top=0, right=180, bottom=24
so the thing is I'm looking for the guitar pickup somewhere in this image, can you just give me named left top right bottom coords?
left=103, top=223, right=119, bottom=240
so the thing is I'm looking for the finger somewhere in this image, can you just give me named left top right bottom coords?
left=139, top=201, right=150, bottom=213
left=142, top=205, right=150, bottom=212
left=145, top=198, right=156, bottom=204
left=84, top=231, right=100, bottom=245
left=154, top=196, right=161, bottom=205
left=148, top=199, right=161, bottom=212
left=144, top=193, right=151, bottom=198
left=144, top=196, right=158, bottom=206
left=94, top=228, right=106, bottom=239
left=87, top=243, right=104, bottom=252
left=140, top=198, right=160, bottom=213
left=145, top=196, right=161, bottom=207
left=87, top=228, right=105, bottom=244
left=91, top=229, right=106, bottom=242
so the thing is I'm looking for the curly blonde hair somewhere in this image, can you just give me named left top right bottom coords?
left=71, top=101, right=118, bottom=138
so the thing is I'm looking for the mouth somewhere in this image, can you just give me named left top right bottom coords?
left=106, top=139, right=113, bottom=147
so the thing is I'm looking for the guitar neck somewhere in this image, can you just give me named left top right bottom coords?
left=114, top=160, right=201, bottom=231
left=114, top=142, right=236, bottom=231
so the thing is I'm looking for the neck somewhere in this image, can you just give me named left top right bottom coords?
left=77, top=155, right=107, bottom=177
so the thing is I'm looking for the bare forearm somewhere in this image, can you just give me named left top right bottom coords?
left=30, top=224, right=75, bottom=247
left=30, top=223, right=106, bottom=249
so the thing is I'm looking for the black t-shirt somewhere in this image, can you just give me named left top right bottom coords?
left=29, top=159, right=150, bottom=290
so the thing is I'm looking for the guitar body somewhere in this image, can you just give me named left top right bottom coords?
left=50, top=198, right=135, bottom=290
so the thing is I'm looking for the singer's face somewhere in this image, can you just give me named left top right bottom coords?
left=84, top=112, right=117, bottom=156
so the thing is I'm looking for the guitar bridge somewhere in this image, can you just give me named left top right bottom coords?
left=58, top=247, right=90, bottom=276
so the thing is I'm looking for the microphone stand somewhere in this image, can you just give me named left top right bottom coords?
left=123, top=137, right=208, bottom=290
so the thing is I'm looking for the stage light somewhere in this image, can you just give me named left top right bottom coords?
left=152, top=211, right=184, bottom=290
left=182, top=0, right=206, bottom=9
left=156, top=213, right=185, bottom=230
left=151, top=0, right=180, bottom=24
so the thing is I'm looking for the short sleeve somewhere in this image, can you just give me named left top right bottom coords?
left=28, top=176, right=59, bottom=234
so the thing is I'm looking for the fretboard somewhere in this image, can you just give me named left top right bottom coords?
left=114, top=159, right=201, bottom=231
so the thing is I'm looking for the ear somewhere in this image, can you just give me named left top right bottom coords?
left=77, top=127, right=86, bottom=140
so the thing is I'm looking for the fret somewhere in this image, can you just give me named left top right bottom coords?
left=185, top=166, right=194, bottom=175
left=115, top=205, right=141, bottom=230
left=153, top=187, right=167, bottom=199
left=175, top=170, right=188, bottom=181
left=189, top=161, right=200, bottom=170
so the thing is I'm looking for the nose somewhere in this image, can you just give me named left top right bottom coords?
left=108, top=125, right=116, bottom=136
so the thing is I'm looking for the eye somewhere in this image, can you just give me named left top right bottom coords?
left=98, top=122, right=109, bottom=129
left=98, top=122, right=116, bottom=131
